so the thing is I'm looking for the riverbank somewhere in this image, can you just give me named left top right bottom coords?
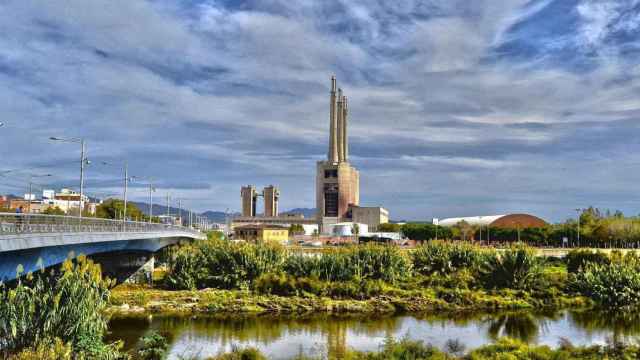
left=108, top=284, right=590, bottom=316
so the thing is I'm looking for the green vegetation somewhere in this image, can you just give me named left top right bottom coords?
left=165, top=241, right=410, bottom=291
left=289, top=224, right=305, bottom=234
left=95, top=198, right=148, bottom=221
left=378, top=222, right=401, bottom=232
left=565, top=249, right=610, bottom=273
left=412, top=241, right=487, bottom=276
left=0, top=256, right=124, bottom=359
left=150, top=240, right=640, bottom=313
left=206, top=230, right=225, bottom=241
left=203, top=337, right=640, bottom=360
left=42, top=206, right=66, bottom=215
left=128, top=241, right=579, bottom=314
left=165, top=241, right=284, bottom=290
left=137, top=331, right=169, bottom=360
left=479, top=246, right=543, bottom=290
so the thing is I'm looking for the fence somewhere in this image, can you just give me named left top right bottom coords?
left=0, top=212, right=202, bottom=237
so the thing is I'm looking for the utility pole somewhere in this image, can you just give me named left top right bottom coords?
left=166, top=194, right=170, bottom=217
left=177, top=199, right=182, bottom=226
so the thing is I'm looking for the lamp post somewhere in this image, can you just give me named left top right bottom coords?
left=27, top=174, right=52, bottom=213
left=0, top=122, right=4, bottom=127
left=101, top=160, right=135, bottom=225
left=50, top=137, right=87, bottom=219
left=575, top=208, right=581, bottom=248
left=149, top=181, right=155, bottom=223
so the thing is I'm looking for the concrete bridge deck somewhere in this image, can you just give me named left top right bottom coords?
left=0, top=213, right=205, bottom=281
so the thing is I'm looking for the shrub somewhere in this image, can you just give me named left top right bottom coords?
left=565, top=249, right=610, bottom=273
left=479, top=245, right=544, bottom=290
left=284, top=245, right=410, bottom=284
left=570, top=261, right=640, bottom=307
left=412, top=241, right=487, bottom=276
left=138, top=331, right=169, bottom=360
left=254, top=273, right=325, bottom=297
left=0, top=256, right=119, bottom=358
left=165, top=240, right=285, bottom=290
left=8, top=338, right=72, bottom=360
left=209, top=346, right=267, bottom=360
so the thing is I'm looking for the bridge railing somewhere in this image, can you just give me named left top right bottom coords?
left=0, top=213, right=202, bottom=237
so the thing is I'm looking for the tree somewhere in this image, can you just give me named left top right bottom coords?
left=352, top=223, right=360, bottom=240
left=207, top=230, right=225, bottom=241
left=378, top=223, right=401, bottom=232
left=95, top=199, right=146, bottom=221
left=42, top=206, right=65, bottom=216
left=289, top=224, right=305, bottom=235
left=453, top=220, right=474, bottom=241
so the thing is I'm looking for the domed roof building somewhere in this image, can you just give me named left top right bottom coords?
left=437, top=214, right=547, bottom=228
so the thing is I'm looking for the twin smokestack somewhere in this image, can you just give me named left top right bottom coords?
left=328, top=76, right=349, bottom=163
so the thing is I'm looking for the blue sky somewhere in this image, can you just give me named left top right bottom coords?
left=0, top=0, right=639, bottom=222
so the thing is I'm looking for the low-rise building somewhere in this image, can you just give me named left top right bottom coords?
left=350, top=206, right=389, bottom=232
left=42, top=189, right=95, bottom=215
left=234, top=224, right=289, bottom=244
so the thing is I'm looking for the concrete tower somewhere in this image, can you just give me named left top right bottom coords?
left=263, top=185, right=280, bottom=217
left=241, top=185, right=257, bottom=217
left=316, top=76, right=360, bottom=233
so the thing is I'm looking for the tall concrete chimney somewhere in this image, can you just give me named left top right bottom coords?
left=337, top=89, right=344, bottom=162
left=328, top=76, right=339, bottom=163
left=343, top=96, right=348, bottom=161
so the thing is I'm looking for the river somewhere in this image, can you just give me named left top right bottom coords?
left=107, top=310, right=640, bottom=359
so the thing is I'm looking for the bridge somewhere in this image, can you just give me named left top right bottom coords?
left=0, top=213, right=206, bottom=282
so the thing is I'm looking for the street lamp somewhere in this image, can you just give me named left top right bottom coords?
left=0, top=122, right=4, bottom=127
left=101, top=160, right=135, bottom=224
left=50, top=137, right=87, bottom=219
left=27, top=174, right=52, bottom=213
left=575, top=208, right=581, bottom=248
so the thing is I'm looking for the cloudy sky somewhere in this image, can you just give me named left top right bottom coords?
left=0, top=0, right=639, bottom=222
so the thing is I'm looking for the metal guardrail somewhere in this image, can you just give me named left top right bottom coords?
left=0, top=212, right=202, bottom=237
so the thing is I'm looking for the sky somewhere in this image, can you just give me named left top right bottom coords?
left=0, top=0, right=639, bottom=222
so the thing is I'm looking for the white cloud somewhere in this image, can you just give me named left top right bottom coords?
left=0, top=0, right=639, bottom=220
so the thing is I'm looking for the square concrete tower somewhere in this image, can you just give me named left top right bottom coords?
left=241, top=185, right=257, bottom=217
left=316, top=76, right=359, bottom=232
left=263, top=185, right=280, bottom=217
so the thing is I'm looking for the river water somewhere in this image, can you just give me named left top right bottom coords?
left=107, top=310, right=640, bottom=359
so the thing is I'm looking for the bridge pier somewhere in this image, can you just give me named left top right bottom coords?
left=89, top=251, right=155, bottom=283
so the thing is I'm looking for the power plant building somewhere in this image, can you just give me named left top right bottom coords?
left=234, top=76, right=389, bottom=237
left=317, top=76, right=360, bottom=232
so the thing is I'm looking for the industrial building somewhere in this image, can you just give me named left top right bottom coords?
left=233, top=77, right=389, bottom=237
left=316, top=76, right=361, bottom=233
left=350, top=206, right=389, bottom=232
left=240, top=185, right=280, bottom=217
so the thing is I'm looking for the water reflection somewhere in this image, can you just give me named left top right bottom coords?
left=107, top=310, right=640, bottom=359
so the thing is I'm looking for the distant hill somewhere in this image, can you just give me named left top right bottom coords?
left=129, top=201, right=315, bottom=222
left=281, top=208, right=316, bottom=218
